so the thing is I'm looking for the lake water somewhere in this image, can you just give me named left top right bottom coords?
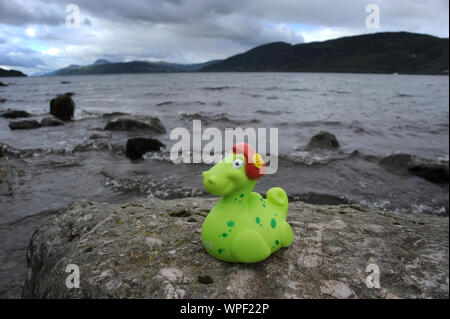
left=0, top=72, right=448, bottom=297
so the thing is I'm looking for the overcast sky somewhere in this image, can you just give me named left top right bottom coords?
left=0, top=0, right=448, bottom=75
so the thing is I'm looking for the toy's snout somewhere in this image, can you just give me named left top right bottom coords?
left=203, top=171, right=217, bottom=186
left=202, top=170, right=226, bottom=195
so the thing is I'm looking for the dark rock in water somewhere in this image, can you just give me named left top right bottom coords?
left=0, top=98, right=7, bottom=103
left=89, top=132, right=111, bottom=140
left=307, top=131, right=340, bottom=150
left=105, top=116, right=166, bottom=133
left=1, top=110, right=32, bottom=119
left=22, top=198, right=449, bottom=298
left=64, top=92, right=74, bottom=97
left=50, top=95, right=75, bottom=121
left=380, top=153, right=449, bottom=184
left=126, top=137, right=165, bottom=160
left=40, top=116, right=64, bottom=127
left=0, top=81, right=8, bottom=87
left=379, top=153, right=413, bottom=173
left=9, top=120, right=41, bottom=130
left=60, top=81, right=70, bottom=84
left=408, top=163, right=449, bottom=184
left=101, top=112, right=130, bottom=118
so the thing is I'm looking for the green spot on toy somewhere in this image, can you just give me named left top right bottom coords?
left=275, top=240, right=279, bottom=245
left=201, top=143, right=294, bottom=263
left=271, top=218, right=277, bottom=229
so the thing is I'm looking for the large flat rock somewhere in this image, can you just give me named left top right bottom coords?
left=22, top=197, right=449, bottom=298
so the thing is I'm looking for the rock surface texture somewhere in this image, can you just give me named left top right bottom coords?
left=23, top=197, right=449, bottom=299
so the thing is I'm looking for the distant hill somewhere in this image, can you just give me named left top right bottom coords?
left=0, top=67, right=27, bottom=77
left=201, top=32, right=449, bottom=75
left=45, top=59, right=221, bottom=76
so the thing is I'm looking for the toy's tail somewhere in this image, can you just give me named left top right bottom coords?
left=267, top=187, right=289, bottom=220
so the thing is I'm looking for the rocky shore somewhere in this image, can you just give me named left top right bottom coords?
left=23, top=197, right=449, bottom=299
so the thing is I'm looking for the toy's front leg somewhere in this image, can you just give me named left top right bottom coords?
left=230, top=229, right=271, bottom=263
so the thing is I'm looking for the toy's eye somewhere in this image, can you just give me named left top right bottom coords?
left=232, top=159, right=244, bottom=169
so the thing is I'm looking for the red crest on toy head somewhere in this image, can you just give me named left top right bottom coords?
left=232, top=143, right=266, bottom=180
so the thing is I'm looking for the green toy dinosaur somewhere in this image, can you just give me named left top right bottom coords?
left=201, top=143, right=294, bottom=263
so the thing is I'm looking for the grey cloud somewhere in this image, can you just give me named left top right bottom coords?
left=0, top=0, right=63, bottom=26
left=0, top=46, right=46, bottom=67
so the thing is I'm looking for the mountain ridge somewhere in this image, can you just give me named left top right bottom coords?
left=43, top=59, right=221, bottom=76
left=201, top=32, right=449, bottom=75
left=0, top=67, right=27, bottom=77
left=41, top=32, right=449, bottom=76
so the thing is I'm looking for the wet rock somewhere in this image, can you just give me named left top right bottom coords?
left=380, top=153, right=449, bottom=184
left=307, top=131, right=340, bottom=150
left=125, top=137, right=165, bottom=160
left=408, top=162, right=449, bottom=184
left=50, top=94, right=75, bottom=121
left=101, top=112, right=129, bottom=118
left=380, top=153, right=413, bottom=173
left=105, top=117, right=166, bottom=133
left=89, top=132, right=111, bottom=140
left=9, top=120, right=41, bottom=130
left=0, top=110, right=32, bottom=119
left=40, top=116, right=64, bottom=127
left=23, top=198, right=449, bottom=299
left=0, top=81, right=8, bottom=87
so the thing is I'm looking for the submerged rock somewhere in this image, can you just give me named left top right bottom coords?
left=307, top=131, right=340, bottom=150
left=380, top=153, right=449, bottom=184
left=89, top=132, right=111, bottom=140
left=101, top=112, right=130, bottom=118
left=380, top=153, right=413, bottom=173
left=126, top=137, right=165, bottom=160
left=105, top=116, right=166, bottom=133
left=408, top=162, right=449, bottom=184
left=40, top=116, right=65, bottom=127
left=9, top=120, right=41, bottom=130
left=23, top=197, right=448, bottom=299
left=0, top=110, right=32, bottom=119
left=50, top=94, right=75, bottom=121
